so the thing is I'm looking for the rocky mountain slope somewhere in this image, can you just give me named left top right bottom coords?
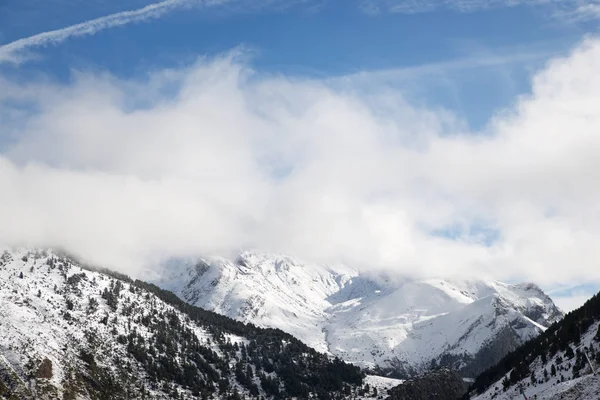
left=155, top=251, right=563, bottom=378
left=0, top=248, right=377, bottom=400
left=467, top=290, right=600, bottom=399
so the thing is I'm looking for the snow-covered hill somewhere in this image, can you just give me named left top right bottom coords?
left=154, top=251, right=563, bottom=378
left=0, top=248, right=371, bottom=400
left=467, top=291, right=600, bottom=400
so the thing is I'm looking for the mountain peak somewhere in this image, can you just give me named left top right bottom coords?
left=154, top=252, right=563, bottom=378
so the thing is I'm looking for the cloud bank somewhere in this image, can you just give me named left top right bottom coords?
left=1, top=38, right=600, bottom=286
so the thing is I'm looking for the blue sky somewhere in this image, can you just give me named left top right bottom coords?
left=1, top=0, right=600, bottom=311
left=1, top=0, right=596, bottom=128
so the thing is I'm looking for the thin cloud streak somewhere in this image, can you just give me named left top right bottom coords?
left=360, top=0, right=600, bottom=18
left=0, top=0, right=208, bottom=64
left=340, top=49, right=552, bottom=82
left=560, top=2, right=600, bottom=22
left=0, top=0, right=321, bottom=65
left=360, top=0, right=548, bottom=14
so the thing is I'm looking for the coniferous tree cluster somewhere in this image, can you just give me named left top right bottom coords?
left=2, top=251, right=367, bottom=399
left=125, top=279, right=364, bottom=399
left=69, top=259, right=364, bottom=399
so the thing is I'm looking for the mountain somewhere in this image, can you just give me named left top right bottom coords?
left=466, top=289, right=600, bottom=400
left=0, top=248, right=387, bottom=400
left=154, top=251, right=563, bottom=379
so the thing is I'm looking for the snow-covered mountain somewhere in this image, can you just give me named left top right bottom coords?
left=468, top=291, right=600, bottom=400
left=155, top=251, right=563, bottom=378
left=0, top=248, right=380, bottom=399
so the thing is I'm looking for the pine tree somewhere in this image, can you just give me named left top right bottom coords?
left=87, top=297, right=99, bottom=314
left=565, top=345, right=575, bottom=359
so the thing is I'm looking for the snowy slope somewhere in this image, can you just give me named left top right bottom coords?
left=466, top=288, right=600, bottom=400
left=158, top=252, right=356, bottom=354
left=155, top=251, right=563, bottom=377
left=472, top=320, right=600, bottom=400
left=0, top=248, right=368, bottom=399
left=363, top=374, right=403, bottom=396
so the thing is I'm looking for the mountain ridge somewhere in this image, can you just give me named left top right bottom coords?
left=154, top=250, right=563, bottom=379
left=466, top=285, right=600, bottom=399
left=0, top=248, right=386, bottom=400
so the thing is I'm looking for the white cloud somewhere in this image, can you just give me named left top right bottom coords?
left=0, top=0, right=322, bottom=64
left=339, top=47, right=552, bottom=84
left=0, top=0, right=222, bottom=64
left=560, top=2, right=600, bottom=21
left=1, top=38, right=600, bottom=290
left=360, top=0, right=600, bottom=18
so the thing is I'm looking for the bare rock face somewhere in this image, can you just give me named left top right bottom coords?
left=35, top=358, right=53, bottom=379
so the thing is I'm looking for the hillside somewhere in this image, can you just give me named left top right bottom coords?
left=155, top=251, right=563, bottom=378
left=466, top=289, right=600, bottom=399
left=0, top=248, right=372, bottom=400
left=387, top=368, right=469, bottom=400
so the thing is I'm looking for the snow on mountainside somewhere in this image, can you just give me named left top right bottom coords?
left=155, top=251, right=563, bottom=378
left=468, top=290, right=600, bottom=400
left=0, top=248, right=371, bottom=400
